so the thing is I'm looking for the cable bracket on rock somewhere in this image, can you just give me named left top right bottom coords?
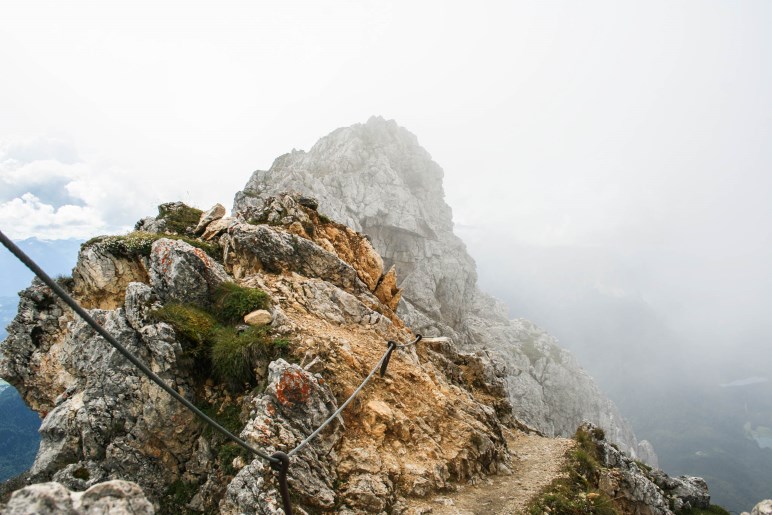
left=270, top=451, right=293, bottom=515
left=380, top=340, right=398, bottom=377
left=379, top=335, right=421, bottom=377
left=287, top=333, right=422, bottom=458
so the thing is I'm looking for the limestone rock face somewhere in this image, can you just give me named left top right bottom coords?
left=638, top=439, right=660, bottom=469
left=1, top=280, right=199, bottom=500
left=233, top=116, right=650, bottom=460
left=224, top=222, right=366, bottom=295
left=235, top=122, right=471, bottom=331
left=2, top=480, right=154, bottom=515
left=72, top=245, right=149, bottom=309
left=1, top=199, right=512, bottom=513
left=149, top=238, right=231, bottom=307
left=222, top=359, right=341, bottom=514
left=581, top=423, right=709, bottom=514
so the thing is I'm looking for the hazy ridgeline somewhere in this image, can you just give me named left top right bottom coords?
left=466, top=236, right=772, bottom=512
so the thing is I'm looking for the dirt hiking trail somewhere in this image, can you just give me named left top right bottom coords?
left=407, top=430, right=575, bottom=514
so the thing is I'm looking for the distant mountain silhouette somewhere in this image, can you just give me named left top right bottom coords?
left=0, top=384, right=40, bottom=482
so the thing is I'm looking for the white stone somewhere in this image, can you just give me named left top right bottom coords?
left=243, top=309, right=272, bottom=326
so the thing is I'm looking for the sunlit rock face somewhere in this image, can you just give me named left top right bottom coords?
left=235, top=116, right=654, bottom=461
left=1, top=197, right=512, bottom=513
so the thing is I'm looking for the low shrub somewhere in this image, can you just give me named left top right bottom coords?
left=199, top=400, right=243, bottom=440
left=159, top=479, right=198, bottom=515
left=272, top=337, right=291, bottom=350
left=214, top=282, right=270, bottom=324
left=218, top=443, right=248, bottom=476
left=154, top=304, right=217, bottom=345
left=157, top=203, right=203, bottom=234
left=210, top=326, right=270, bottom=388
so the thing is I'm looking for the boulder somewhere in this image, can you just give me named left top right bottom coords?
left=149, top=238, right=230, bottom=307
left=2, top=480, right=154, bottom=515
left=194, top=203, right=226, bottom=235
left=244, top=309, right=272, bottom=326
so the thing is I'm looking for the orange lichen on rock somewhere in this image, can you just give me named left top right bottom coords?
left=275, top=368, right=315, bottom=406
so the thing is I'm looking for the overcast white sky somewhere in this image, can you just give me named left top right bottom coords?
left=1, top=1, right=771, bottom=373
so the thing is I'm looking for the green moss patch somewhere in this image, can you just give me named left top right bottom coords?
left=155, top=304, right=218, bottom=345
left=83, top=231, right=221, bottom=261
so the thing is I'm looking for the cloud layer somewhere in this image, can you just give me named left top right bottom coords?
left=0, top=138, right=149, bottom=240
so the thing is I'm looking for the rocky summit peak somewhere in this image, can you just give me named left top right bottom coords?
left=235, top=118, right=655, bottom=464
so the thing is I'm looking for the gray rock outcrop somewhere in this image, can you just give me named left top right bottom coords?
left=580, top=423, right=709, bottom=514
left=234, top=116, right=652, bottom=461
left=2, top=480, right=154, bottom=515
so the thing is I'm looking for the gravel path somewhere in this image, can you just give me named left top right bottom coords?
left=408, top=430, right=575, bottom=514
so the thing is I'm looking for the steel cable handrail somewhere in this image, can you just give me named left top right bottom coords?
left=287, top=335, right=421, bottom=458
left=0, top=229, right=280, bottom=465
left=0, top=229, right=425, bottom=515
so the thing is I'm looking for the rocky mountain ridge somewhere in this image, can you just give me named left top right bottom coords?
left=1, top=197, right=517, bottom=513
left=235, top=116, right=655, bottom=464
left=0, top=119, right=717, bottom=514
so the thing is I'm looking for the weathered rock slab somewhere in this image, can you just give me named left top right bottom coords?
left=2, top=480, right=154, bottom=515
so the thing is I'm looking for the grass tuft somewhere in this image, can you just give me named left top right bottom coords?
left=157, top=203, right=203, bottom=234
left=213, top=282, right=270, bottom=324
left=210, top=326, right=269, bottom=389
left=153, top=282, right=289, bottom=392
